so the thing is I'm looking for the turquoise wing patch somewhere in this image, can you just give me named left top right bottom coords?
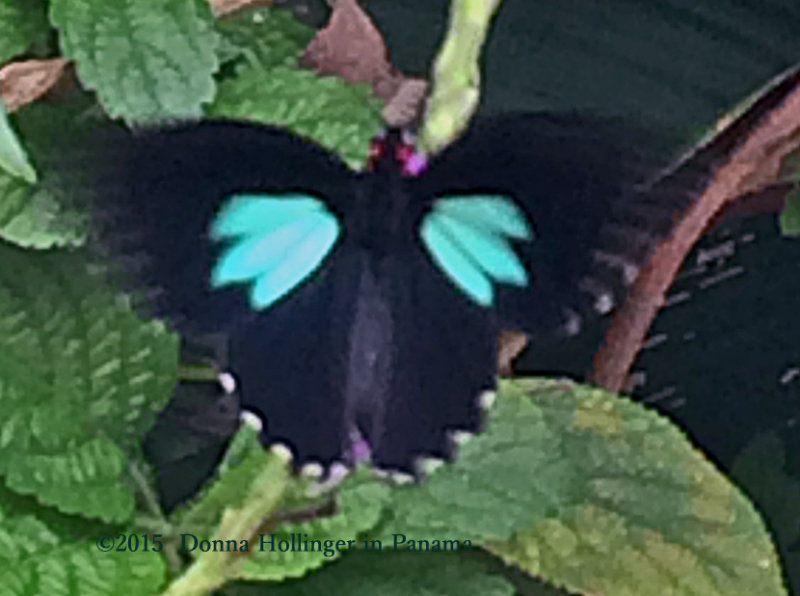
left=210, top=194, right=340, bottom=309
left=420, top=194, right=533, bottom=306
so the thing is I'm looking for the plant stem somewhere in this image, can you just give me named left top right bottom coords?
left=160, top=452, right=290, bottom=596
left=418, top=0, right=504, bottom=155
left=127, top=460, right=183, bottom=575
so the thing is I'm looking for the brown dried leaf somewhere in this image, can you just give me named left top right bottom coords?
left=302, top=0, right=397, bottom=95
left=382, top=77, right=428, bottom=127
left=498, top=330, right=528, bottom=377
left=301, top=0, right=425, bottom=125
left=0, top=58, right=71, bottom=113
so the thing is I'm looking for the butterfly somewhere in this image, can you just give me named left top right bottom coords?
left=77, top=113, right=690, bottom=474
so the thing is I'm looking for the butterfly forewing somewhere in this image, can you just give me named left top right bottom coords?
left=83, top=121, right=355, bottom=333
left=417, top=114, right=690, bottom=338
left=420, top=194, right=533, bottom=306
left=210, top=194, right=341, bottom=309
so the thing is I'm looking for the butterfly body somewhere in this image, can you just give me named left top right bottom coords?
left=77, top=114, right=687, bottom=473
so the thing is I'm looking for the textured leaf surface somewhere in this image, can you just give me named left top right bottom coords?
left=242, top=552, right=514, bottom=596
left=0, top=503, right=166, bottom=596
left=178, top=440, right=278, bottom=538
left=731, top=434, right=800, bottom=596
left=50, top=0, right=219, bottom=123
left=732, top=432, right=800, bottom=549
left=217, top=7, right=313, bottom=71
left=0, top=103, right=95, bottom=248
left=208, top=65, right=382, bottom=168
left=0, top=244, right=178, bottom=521
left=0, top=172, right=85, bottom=249
left=780, top=187, right=800, bottom=236
left=0, top=1, right=49, bottom=64
left=0, top=532, right=165, bottom=595
left=0, top=104, right=35, bottom=184
left=462, top=379, right=785, bottom=596
left=379, top=380, right=583, bottom=542
left=237, top=469, right=391, bottom=581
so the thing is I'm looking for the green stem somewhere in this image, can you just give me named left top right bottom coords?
left=160, top=451, right=290, bottom=596
left=418, top=0, right=504, bottom=155
left=127, top=460, right=183, bottom=575
left=178, top=361, right=220, bottom=384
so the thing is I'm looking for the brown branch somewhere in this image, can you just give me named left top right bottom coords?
left=590, top=65, right=800, bottom=393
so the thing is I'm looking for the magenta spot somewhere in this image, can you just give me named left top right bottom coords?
left=403, top=152, right=428, bottom=177
left=351, top=438, right=372, bottom=463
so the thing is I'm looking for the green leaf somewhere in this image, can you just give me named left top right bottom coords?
left=779, top=187, right=800, bottom=236
left=469, top=379, right=786, bottom=596
left=0, top=180, right=86, bottom=249
left=0, top=535, right=165, bottom=596
left=378, top=381, right=583, bottom=543
left=215, top=416, right=265, bottom=476
left=208, top=65, right=383, bottom=168
left=0, top=171, right=43, bottom=244
left=178, top=436, right=278, bottom=539
left=237, top=552, right=514, bottom=596
left=0, top=502, right=166, bottom=596
left=162, top=450, right=290, bottom=596
left=0, top=506, right=61, bottom=564
left=0, top=1, right=50, bottom=64
left=2, top=439, right=133, bottom=525
left=0, top=244, right=178, bottom=522
left=217, top=7, right=314, bottom=71
left=0, top=167, right=87, bottom=249
left=50, top=0, right=219, bottom=123
left=0, top=103, right=36, bottom=184
left=731, top=432, right=800, bottom=548
left=237, top=469, right=391, bottom=582
left=0, top=101, right=101, bottom=249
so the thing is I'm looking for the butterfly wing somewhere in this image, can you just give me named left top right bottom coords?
left=73, top=114, right=687, bottom=474
left=229, top=237, right=497, bottom=471
left=366, top=243, right=497, bottom=471
left=416, top=113, right=690, bottom=338
left=228, top=247, right=363, bottom=467
left=80, top=120, right=355, bottom=333
left=75, top=121, right=375, bottom=466
left=419, top=194, right=533, bottom=306
left=78, top=119, right=489, bottom=472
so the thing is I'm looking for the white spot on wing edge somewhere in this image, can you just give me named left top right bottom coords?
left=592, top=250, right=640, bottom=285
left=240, top=409, right=264, bottom=432
left=218, top=372, right=237, bottom=394
left=578, top=277, right=614, bottom=314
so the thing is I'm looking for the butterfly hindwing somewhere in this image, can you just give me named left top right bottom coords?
left=230, top=248, right=361, bottom=467
left=368, top=243, right=496, bottom=470
left=228, top=235, right=497, bottom=472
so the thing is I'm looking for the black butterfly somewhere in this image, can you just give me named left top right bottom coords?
left=78, top=113, right=689, bottom=474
